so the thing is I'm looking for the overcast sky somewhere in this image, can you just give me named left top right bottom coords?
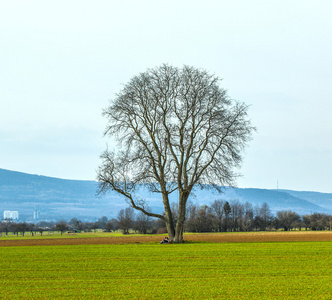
left=1, top=1, right=331, bottom=192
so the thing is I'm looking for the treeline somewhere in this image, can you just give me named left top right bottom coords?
left=0, top=209, right=165, bottom=236
left=184, top=200, right=332, bottom=232
left=1, top=200, right=331, bottom=236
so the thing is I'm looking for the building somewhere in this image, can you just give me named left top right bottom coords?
left=33, top=210, right=40, bottom=220
left=3, top=210, right=19, bottom=220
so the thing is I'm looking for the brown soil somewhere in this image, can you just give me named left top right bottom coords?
left=0, top=231, right=331, bottom=247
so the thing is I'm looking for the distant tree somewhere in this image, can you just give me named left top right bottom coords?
left=276, top=211, right=301, bottom=231
left=69, top=218, right=83, bottom=231
left=117, top=207, right=135, bottom=234
left=309, top=213, right=329, bottom=230
left=91, top=222, right=99, bottom=232
left=254, top=202, right=272, bottom=231
left=253, top=215, right=264, bottom=231
left=27, top=223, right=35, bottom=236
left=55, top=220, right=69, bottom=235
left=293, top=219, right=304, bottom=231
left=134, top=211, right=151, bottom=234
left=229, top=200, right=243, bottom=232
left=105, top=219, right=117, bottom=232
left=150, top=219, right=164, bottom=234
left=1, top=221, right=12, bottom=236
left=81, top=222, right=92, bottom=232
left=184, top=203, right=199, bottom=232
left=302, top=215, right=311, bottom=230
left=223, top=201, right=231, bottom=231
left=196, top=205, right=215, bottom=232
left=37, top=221, right=54, bottom=229
left=12, top=223, right=18, bottom=236
left=36, top=226, right=44, bottom=236
left=69, top=218, right=78, bottom=226
left=97, top=64, right=255, bottom=242
left=97, top=216, right=108, bottom=230
left=15, top=222, right=29, bottom=236
left=242, top=202, right=254, bottom=231
left=211, top=199, right=225, bottom=232
left=259, top=202, right=272, bottom=231
left=270, top=216, right=279, bottom=230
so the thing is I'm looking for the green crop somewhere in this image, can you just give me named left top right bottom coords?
left=0, top=242, right=331, bottom=299
left=0, top=231, right=128, bottom=240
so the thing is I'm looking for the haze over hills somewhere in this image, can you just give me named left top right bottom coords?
left=0, top=168, right=331, bottom=222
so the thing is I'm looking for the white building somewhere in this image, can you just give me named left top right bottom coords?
left=3, top=210, right=19, bottom=220
left=33, top=210, right=40, bottom=220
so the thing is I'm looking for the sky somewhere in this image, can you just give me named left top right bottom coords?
left=1, top=0, right=332, bottom=193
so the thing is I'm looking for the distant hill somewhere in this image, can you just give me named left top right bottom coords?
left=189, top=187, right=331, bottom=215
left=0, top=168, right=331, bottom=221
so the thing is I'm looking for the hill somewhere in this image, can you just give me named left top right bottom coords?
left=0, top=168, right=331, bottom=221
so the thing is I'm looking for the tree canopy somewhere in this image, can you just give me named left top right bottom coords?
left=97, top=64, right=255, bottom=242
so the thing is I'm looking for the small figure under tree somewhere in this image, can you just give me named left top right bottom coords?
left=98, top=64, right=254, bottom=243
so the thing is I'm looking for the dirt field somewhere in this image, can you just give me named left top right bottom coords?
left=0, top=231, right=331, bottom=247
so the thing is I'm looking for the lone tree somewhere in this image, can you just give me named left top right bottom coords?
left=97, top=64, right=254, bottom=243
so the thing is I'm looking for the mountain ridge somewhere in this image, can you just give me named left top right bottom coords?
left=1, top=168, right=331, bottom=221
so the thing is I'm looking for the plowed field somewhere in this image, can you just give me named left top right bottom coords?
left=1, top=231, right=331, bottom=247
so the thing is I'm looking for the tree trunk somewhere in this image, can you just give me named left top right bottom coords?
left=174, top=222, right=184, bottom=243
left=162, top=193, right=175, bottom=241
left=166, top=222, right=175, bottom=241
left=174, top=191, right=189, bottom=243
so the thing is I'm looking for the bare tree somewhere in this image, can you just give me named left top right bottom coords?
left=69, top=218, right=83, bottom=231
left=105, top=219, right=116, bottom=232
left=309, top=213, right=330, bottom=230
left=27, top=223, right=35, bottom=236
left=256, top=202, right=272, bottom=231
left=242, top=202, right=254, bottom=231
left=97, top=216, right=108, bottom=230
left=196, top=205, right=215, bottom=232
left=276, top=210, right=301, bottom=231
left=13, top=222, right=29, bottom=236
left=55, top=220, right=69, bottom=235
left=117, top=207, right=135, bottom=234
left=223, top=201, right=232, bottom=231
left=97, top=64, right=254, bottom=242
left=36, top=226, right=44, bottom=236
left=211, top=199, right=225, bottom=232
left=184, top=202, right=199, bottom=232
left=1, top=221, right=12, bottom=236
left=230, top=200, right=243, bottom=232
left=134, top=211, right=151, bottom=234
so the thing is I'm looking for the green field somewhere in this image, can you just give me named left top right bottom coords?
left=1, top=241, right=331, bottom=299
left=0, top=231, right=129, bottom=240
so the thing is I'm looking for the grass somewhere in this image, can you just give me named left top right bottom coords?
left=0, top=241, right=331, bottom=299
left=0, top=231, right=130, bottom=240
